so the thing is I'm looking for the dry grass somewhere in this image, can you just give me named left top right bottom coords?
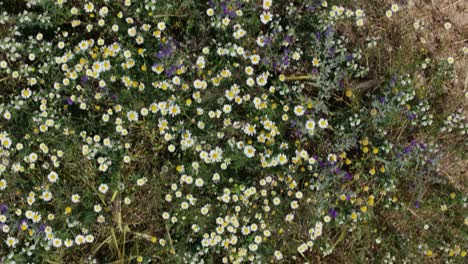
left=338, top=0, right=467, bottom=191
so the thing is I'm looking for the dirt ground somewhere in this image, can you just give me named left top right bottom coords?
left=409, top=0, right=467, bottom=190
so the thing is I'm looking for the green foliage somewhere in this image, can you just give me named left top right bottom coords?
left=0, top=0, right=466, bottom=263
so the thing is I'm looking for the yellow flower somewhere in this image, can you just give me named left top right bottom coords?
left=362, top=138, right=369, bottom=146
left=176, top=165, right=184, bottom=173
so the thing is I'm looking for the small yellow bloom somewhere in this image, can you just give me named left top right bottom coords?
left=362, top=138, right=369, bottom=146
left=176, top=165, right=184, bottom=173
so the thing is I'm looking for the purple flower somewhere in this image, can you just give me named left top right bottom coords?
left=166, top=66, right=176, bottom=77
left=343, top=172, right=353, bottom=181
left=18, top=219, right=28, bottom=230
left=339, top=79, right=344, bottom=89
left=66, top=98, right=74, bottom=105
left=318, top=160, right=326, bottom=168
left=414, top=201, right=420, bottom=209
left=315, top=32, right=321, bottom=41
left=328, top=208, right=338, bottom=218
left=403, top=146, right=412, bottom=154
left=81, top=75, right=89, bottom=84
left=307, top=5, right=316, bottom=12
left=407, top=113, right=416, bottom=120
left=294, top=130, right=302, bottom=138
left=324, top=27, right=334, bottom=38
left=0, top=204, right=7, bottom=214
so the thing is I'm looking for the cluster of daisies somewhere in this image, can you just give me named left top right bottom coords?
left=0, top=0, right=466, bottom=263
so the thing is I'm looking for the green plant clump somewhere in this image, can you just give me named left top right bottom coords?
left=0, top=0, right=466, bottom=263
